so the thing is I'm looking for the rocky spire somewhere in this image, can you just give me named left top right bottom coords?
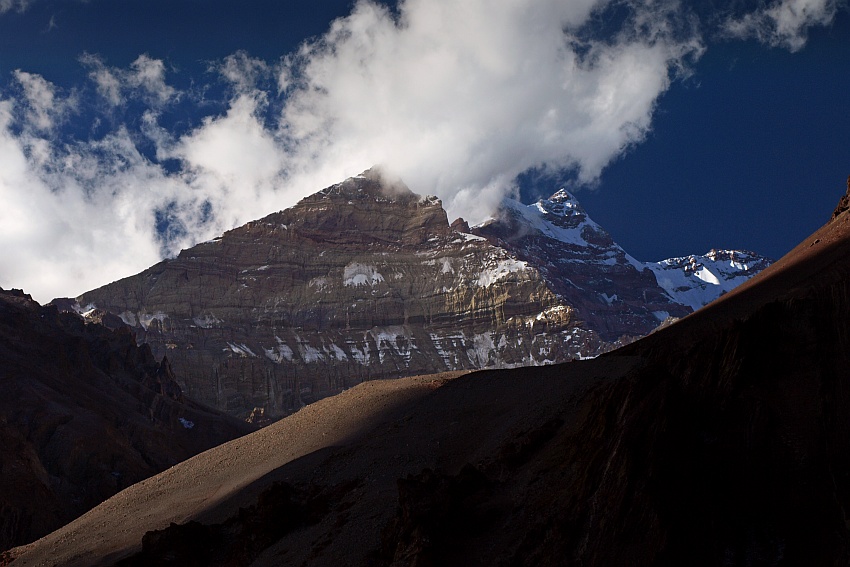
left=830, top=175, right=850, bottom=221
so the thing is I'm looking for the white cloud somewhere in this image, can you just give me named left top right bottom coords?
left=126, top=55, right=176, bottom=105
left=0, top=102, right=165, bottom=301
left=1, top=0, right=708, bottom=303
left=167, top=93, right=289, bottom=228
left=12, top=70, right=73, bottom=132
left=0, top=74, right=296, bottom=303
left=80, top=54, right=123, bottom=105
left=216, top=51, right=271, bottom=94
left=724, top=0, right=839, bottom=51
left=275, top=0, right=703, bottom=222
left=80, top=53, right=176, bottom=107
left=0, top=0, right=30, bottom=15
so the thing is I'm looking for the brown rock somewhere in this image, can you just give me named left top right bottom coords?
left=71, top=170, right=604, bottom=419
left=65, top=172, right=769, bottom=422
left=450, top=217, right=471, bottom=233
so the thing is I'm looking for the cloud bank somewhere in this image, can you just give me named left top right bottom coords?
left=0, top=0, right=840, bottom=302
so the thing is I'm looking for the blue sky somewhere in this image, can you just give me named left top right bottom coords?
left=0, top=0, right=848, bottom=302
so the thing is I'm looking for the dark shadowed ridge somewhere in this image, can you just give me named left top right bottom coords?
left=7, top=178, right=850, bottom=565
left=0, top=290, right=254, bottom=554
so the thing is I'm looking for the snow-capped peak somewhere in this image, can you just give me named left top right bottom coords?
left=475, top=188, right=606, bottom=248
left=546, top=188, right=578, bottom=205
left=472, top=189, right=648, bottom=281
left=646, top=249, right=772, bottom=311
left=536, top=189, right=584, bottom=219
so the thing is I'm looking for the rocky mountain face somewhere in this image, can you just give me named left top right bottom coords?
left=70, top=170, right=603, bottom=419
left=65, top=170, right=769, bottom=420
left=471, top=189, right=692, bottom=341
left=472, top=191, right=772, bottom=335
left=0, top=288, right=253, bottom=552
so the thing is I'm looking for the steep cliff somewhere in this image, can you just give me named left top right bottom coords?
left=72, top=170, right=601, bottom=418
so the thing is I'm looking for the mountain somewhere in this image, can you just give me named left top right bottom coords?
left=0, top=288, right=253, bottom=553
left=62, top=169, right=769, bottom=420
left=8, top=177, right=850, bottom=566
left=471, top=191, right=774, bottom=332
left=470, top=189, right=692, bottom=339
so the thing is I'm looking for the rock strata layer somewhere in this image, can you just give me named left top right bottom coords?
left=67, top=169, right=770, bottom=420
left=71, top=170, right=601, bottom=419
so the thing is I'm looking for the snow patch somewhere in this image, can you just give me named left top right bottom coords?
left=178, top=417, right=194, bottom=429
left=646, top=250, right=770, bottom=311
left=467, top=333, right=497, bottom=367
left=495, top=198, right=591, bottom=247
left=429, top=332, right=463, bottom=367
left=138, top=311, right=168, bottom=330
left=422, top=257, right=455, bottom=274
left=368, top=326, right=416, bottom=365
left=694, top=267, right=721, bottom=286
left=343, top=262, right=385, bottom=287
left=347, top=339, right=371, bottom=365
left=264, top=337, right=294, bottom=363
left=454, top=232, right=486, bottom=243
left=477, top=258, right=529, bottom=287
left=192, top=313, right=222, bottom=329
left=328, top=343, right=348, bottom=361
left=118, top=311, right=138, bottom=327
left=298, top=342, right=324, bottom=363
left=226, top=342, right=257, bottom=357
left=308, top=277, right=329, bottom=291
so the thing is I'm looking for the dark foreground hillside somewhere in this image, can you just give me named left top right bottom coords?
left=8, top=179, right=850, bottom=566
left=0, top=290, right=254, bottom=553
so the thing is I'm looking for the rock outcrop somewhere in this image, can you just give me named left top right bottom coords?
left=70, top=169, right=603, bottom=419
left=831, top=174, right=850, bottom=220
left=0, top=288, right=253, bottom=552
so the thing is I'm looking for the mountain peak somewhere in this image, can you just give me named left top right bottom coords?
left=648, top=249, right=773, bottom=311
left=265, top=169, right=451, bottom=246
left=533, top=188, right=587, bottom=225
left=312, top=167, right=438, bottom=206
left=547, top=188, right=576, bottom=204
left=485, top=188, right=602, bottom=248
